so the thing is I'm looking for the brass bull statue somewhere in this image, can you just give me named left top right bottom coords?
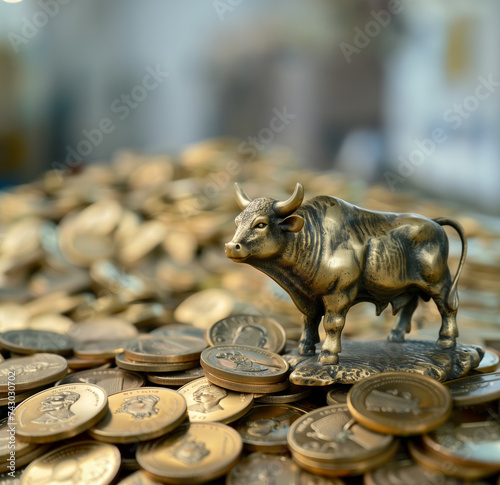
left=225, top=183, right=467, bottom=365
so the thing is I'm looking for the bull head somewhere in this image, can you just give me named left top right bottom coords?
left=226, top=183, right=305, bottom=262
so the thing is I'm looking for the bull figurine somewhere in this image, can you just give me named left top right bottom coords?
left=225, top=183, right=466, bottom=365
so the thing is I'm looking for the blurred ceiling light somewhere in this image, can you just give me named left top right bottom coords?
left=3, top=0, right=23, bottom=3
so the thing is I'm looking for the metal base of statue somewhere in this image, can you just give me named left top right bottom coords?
left=285, top=339, right=484, bottom=386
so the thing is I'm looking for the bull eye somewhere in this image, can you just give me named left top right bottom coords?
left=255, top=222, right=267, bottom=229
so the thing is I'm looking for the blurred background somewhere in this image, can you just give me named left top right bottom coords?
left=0, top=0, right=499, bottom=213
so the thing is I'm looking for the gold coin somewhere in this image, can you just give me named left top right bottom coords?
left=227, top=452, right=348, bottom=485
left=474, top=348, right=500, bottom=373
left=235, top=404, right=305, bottom=453
left=116, top=470, right=163, bottom=485
left=73, top=339, right=133, bottom=360
left=407, top=439, right=495, bottom=481
left=422, top=411, right=500, bottom=469
left=0, top=387, right=44, bottom=406
left=287, top=404, right=394, bottom=463
left=200, top=345, right=289, bottom=384
left=290, top=439, right=399, bottom=478
left=174, top=289, right=235, bottom=328
left=115, top=352, right=199, bottom=373
left=14, top=383, right=108, bottom=443
left=0, top=442, right=50, bottom=474
left=149, top=323, right=206, bottom=340
left=89, top=387, right=187, bottom=443
left=0, top=329, right=72, bottom=356
left=0, top=416, right=34, bottom=464
left=56, top=368, right=145, bottom=395
left=206, top=314, right=286, bottom=353
left=67, top=356, right=114, bottom=370
left=21, top=440, right=120, bottom=485
left=0, top=353, right=67, bottom=392
left=179, top=377, right=253, bottom=424
left=125, top=336, right=207, bottom=363
left=68, top=318, right=138, bottom=345
left=137, top=422, right=242, bottom=484
left=147, top=366, right=205, bottom=387
left=326, top=385, right=352, bottom=405
left=445, top=371, right=500, bottom=406
left=363, top=452, right=467, bottom=485
left=204, top=369, right=289, bottom=394
left=254, top=383, right=311, bottom=404
left=25, top=313, right=74, bottom=334
left=347, top=372, right=452, bottom=435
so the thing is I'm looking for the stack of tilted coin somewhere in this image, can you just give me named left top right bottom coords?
left=0, top=139, right=499, bottom=483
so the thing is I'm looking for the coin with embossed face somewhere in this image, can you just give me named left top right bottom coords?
left=0, top=329, right=72, bottom=355
left=14, top=383, right=108, bottom=443
left=446, top=371, right=500, bottom=406
left=201, top=345, right=289, bottom=384
left=56, top=368, right=145, bottom=395
left=179, top=377, right=253, bottom=424
left=206, top=315, right=286, bottom=353
left=89, top=387, right=187, bottom=443
left=125, top=336, right=207, bottom=363
left=137, top=422, right=242, bottom=484
left=227, top=452, right=347, bottom=485
left=287, top=404, right=394, bottom=463
left=21, top=441, right=120, bottom=485
left=347, top=372, right=452, bottom=435
left=236, top=404, right=306, bottom=453
left=0, top=353, right=67, bottom=392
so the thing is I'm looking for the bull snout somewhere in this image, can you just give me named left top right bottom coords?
left=225, top=241, right=250, bottom=261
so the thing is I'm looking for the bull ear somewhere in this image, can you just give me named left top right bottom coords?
left=280, top=215, right=304, bottom=232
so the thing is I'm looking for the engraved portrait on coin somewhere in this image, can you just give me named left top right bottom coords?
left=115, top=395, right=160, bottom=421
left=32, top=391, right=80, bottom=424
left=0, top=360, right=60, bottom=377
left=215, top=351, right=268, bottom=372
left=188, top=384, right=228, bottom=414
left=230, top=325, right=268, bottom=347
left=168, top=435, right=210, bottom=465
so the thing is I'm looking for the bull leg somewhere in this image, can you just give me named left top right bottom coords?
left=319, top=292, right=355, bottom=365
left=298, top=314, right=322, bottom=356
left=434, top=294, right=458, bottom=348
left=387, top=296, right=419, bottom=343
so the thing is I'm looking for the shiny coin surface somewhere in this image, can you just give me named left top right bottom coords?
left=67, top=356, right=113, bottom=370
left=21, top=440, right=120, bottom=485
left=0, top=330, right=72, bottom=355
left=150, top=323, right=206, bottom=340
left=0, top=353, right=67, bottom=392
left=73, top=339, right=133, bottom=360
left=206, top=314, right=286, bottom=353
left=201, top=345, right=289, bottom=384
left=115, top=352, right=199, bottom=373
left=364, top=453, right=466, bottom=485
left=204, top=369, right=289, bottom=394
left=407, top=440, right=494, bottom=480
left=326, top=385, right=352, bottom=405
left=14, top=383, right=108, bottom=443
left=0, top=387, right=43, bottom=406
left=347, top=372, right=452, bottom=435
left=68, top=318, right=138, bottom=345
left=178, top=377, right=253, bottom=424
left=475, top=348, right=500, bottom=373
left=227, top=452, right=347, bottom=485
left=137, top=422, right=242, bottom=484
left=254, top=383, right=311, bottom=404
left=89, top=387, right=187, bottom=443
left=55, top=368, right=145, bottom=395
left=0, top=442, right=50, bottom=474
left=422, top=413, right=500, bottom=468
left=147, top=366, right=205, bottom=387
left=235, top=404, right=306, bottom=453
left=288, top=404, right=394, bottom=463
left=125, top=335, right=207, bottom=363
left=0, top=417, right=34, bottom=463
left=445, top=371, right=500, bottom=406
left=116, top=470, right=163, bottom=485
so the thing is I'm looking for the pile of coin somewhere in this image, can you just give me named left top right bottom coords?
left=0, top=139, right=499, bottom=483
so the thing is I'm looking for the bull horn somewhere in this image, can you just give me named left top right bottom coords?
left=234, top=183, right=253, bottom=210
left=274, top=183, right=304, bottom=217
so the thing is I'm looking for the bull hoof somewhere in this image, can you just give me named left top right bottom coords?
left=437, top=337, right=456, bottom=349
left=298, top=342, right=316, bottom=356
left=319, top=351, right=339, bottom=365
left=387, top=332, right=404, bottom=343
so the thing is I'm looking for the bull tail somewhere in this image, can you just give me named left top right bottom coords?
left=433, top=217, right=467, bottom=310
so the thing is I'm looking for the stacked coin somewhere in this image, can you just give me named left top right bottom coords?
left=200, top=344, right=290, bottom=394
